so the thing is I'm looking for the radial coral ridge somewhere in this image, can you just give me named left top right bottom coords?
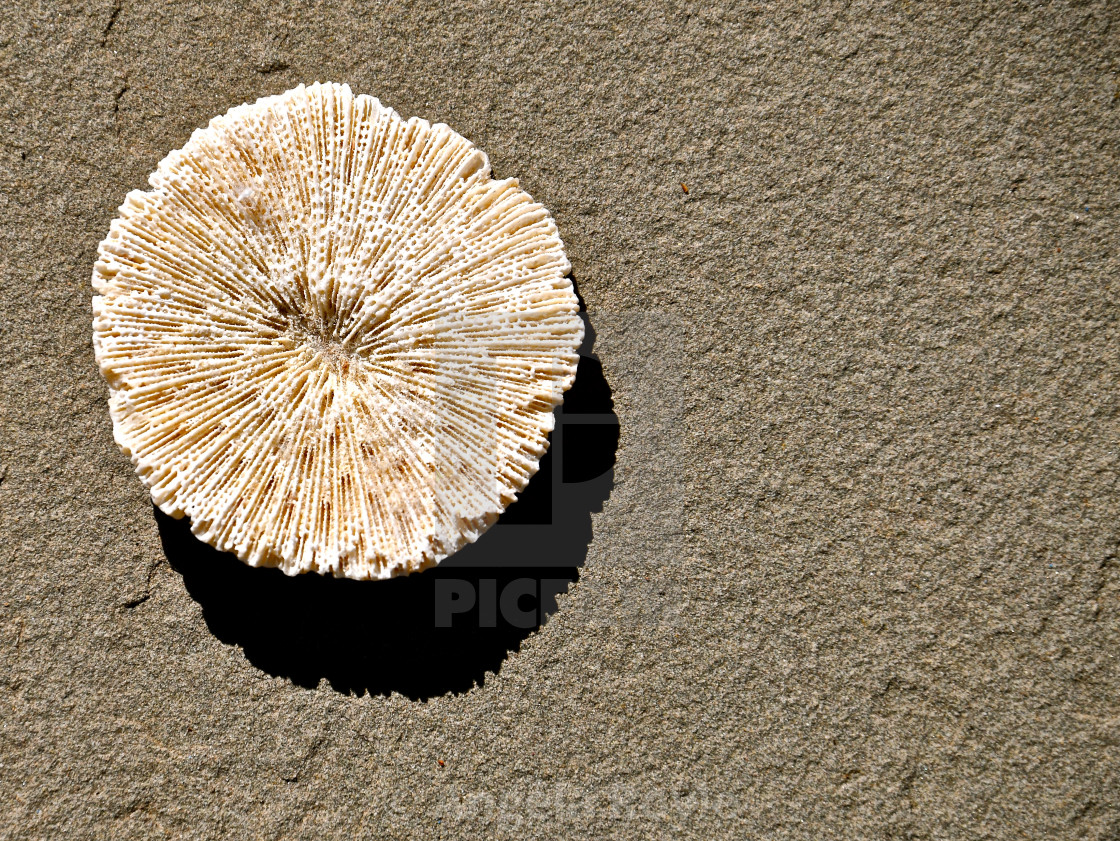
left=92, top=82, right=583, bottom=579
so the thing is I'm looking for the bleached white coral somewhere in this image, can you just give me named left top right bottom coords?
left=92, top=82, right=582, bottom=580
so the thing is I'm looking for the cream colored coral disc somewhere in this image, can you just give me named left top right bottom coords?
left=92, top=82, right=583, bottom=580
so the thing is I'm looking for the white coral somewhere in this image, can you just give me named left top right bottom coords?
left=92, top=82, right=583, bottom=579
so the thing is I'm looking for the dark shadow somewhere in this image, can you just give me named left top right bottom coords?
left=157, top=300, right=617, bottom=701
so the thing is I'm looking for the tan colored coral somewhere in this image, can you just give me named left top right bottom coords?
left=92, top=82, right=583, bottom=579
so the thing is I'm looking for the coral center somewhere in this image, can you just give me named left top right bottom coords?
left=284, top=311, right=357, bottom=374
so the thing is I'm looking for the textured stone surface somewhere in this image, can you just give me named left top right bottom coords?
left=0, top=0, right=1117, bottom=838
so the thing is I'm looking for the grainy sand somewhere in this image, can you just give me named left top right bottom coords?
left=0, top=1, right=1117, bottom=838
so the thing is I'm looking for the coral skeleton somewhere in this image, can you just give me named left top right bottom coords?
left=92, top=82, right=582, bottom=579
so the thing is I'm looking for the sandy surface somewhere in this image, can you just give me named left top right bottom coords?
left=1, top=0, right=1118, bottom=838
